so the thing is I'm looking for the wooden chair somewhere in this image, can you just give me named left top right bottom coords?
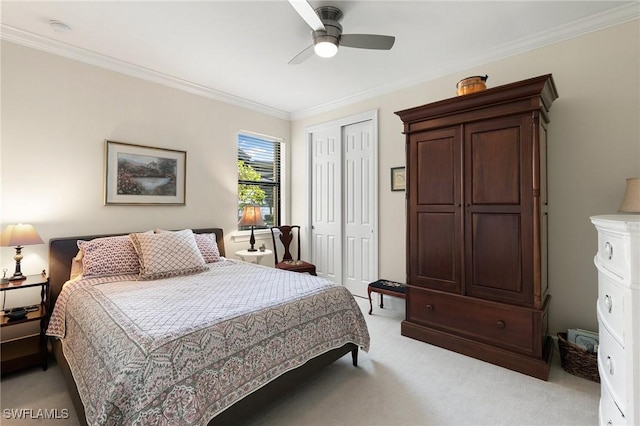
left=270, top=225, right=317, bottom=275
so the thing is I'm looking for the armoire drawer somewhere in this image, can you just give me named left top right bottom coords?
left=598, top=326, right=627, bottom=415
left=596, top=230, right=630, bottom=280
left=597, top=269, right=626, bottom=346
left=407, top=288, right=534, bottom=354
left=600, top=383, right=626, bottom=426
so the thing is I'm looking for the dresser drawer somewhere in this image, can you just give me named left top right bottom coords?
left=407, top=288, right=534, bottom=354
left=596, top=229, right=630, bottom=280
left=600, top=383, right=626, bottom=426
left=597, top=270, right=626, bottom=346
left=598, top=327, right=627, bottom=415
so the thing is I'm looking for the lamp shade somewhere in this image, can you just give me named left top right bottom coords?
left=238, top=206, right=265, bottom=227
left=1, top=224, right=44, bottom=247
left=619, top=177, right=640, bottom=213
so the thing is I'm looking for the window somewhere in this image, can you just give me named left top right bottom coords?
left=238, top=133, right=281, bottom=231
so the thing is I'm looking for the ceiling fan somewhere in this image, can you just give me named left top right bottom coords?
left=287, top=0, right=395, bottom=64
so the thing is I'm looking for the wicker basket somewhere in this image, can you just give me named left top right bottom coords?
left=557, top=332, right=600, bottom=382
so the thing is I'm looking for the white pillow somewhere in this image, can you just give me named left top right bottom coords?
left=155, top=229, right=221, bottom=263
left=130, top=229, right=207, bottom=280
left=69, top=251, right=84, bottom=280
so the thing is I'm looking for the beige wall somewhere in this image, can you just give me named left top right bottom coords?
left=1, top=19, right=638, bottom=335
left=0, top=41, right=290, bottom=283
left=290, top=20, right=640, bottom=334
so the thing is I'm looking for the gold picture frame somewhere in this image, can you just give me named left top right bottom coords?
left=105, top=140, right=186, bottom=205
left=391, top=166, right=406, bottom=191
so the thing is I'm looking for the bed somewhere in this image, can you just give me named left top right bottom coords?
left=47, top=227, right=370, bottom=425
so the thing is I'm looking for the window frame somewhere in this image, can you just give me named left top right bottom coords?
left=237, top=132, right=285, bottom=234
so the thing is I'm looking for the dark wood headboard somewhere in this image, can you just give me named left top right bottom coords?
left=48, top=228, right=225, bottom=308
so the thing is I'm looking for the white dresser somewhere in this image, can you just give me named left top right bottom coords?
left=591, top=215, right=640, bottom=426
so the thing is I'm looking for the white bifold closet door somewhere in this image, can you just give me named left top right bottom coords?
left=309, top=112, right=378, bottom=298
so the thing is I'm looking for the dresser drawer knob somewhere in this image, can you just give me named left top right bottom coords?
left=606, top=356, right=614, bottom=375
left=604, top=241, right=613, bottom=260
left=496, top=320, right=506, bottom=329
left=426, top=304, right=434, bottom=311
left=604, top=295, right=613, bottom=313
left=607, top=421, right=613, bottom=426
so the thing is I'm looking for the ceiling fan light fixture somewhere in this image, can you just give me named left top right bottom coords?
left=314, top=40, right=338, bottom=58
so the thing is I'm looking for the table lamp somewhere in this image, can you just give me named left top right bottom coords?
left=1, top=224, right=44, bottom=281
left=619, top=177, right=640, bottom=213
left=238, top=206, right=264, bottom=252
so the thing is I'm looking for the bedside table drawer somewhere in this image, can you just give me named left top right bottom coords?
left=598, top=327, right=627, bottom=415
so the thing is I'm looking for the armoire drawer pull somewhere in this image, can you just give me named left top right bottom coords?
left=604, top=241, right=613, bottom=260
left=606, top=356, right=614, bottom=375
left=604, top=294, right=613, bottom=313
left=426, top=304, right=434, bottom=311
left=496, top=320, right=506, bottom=329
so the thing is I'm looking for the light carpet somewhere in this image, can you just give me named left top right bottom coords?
left=1, top=296, right=599, bottom=425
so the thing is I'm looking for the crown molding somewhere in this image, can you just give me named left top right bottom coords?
left=0, top=25, right=291, bottom=121
left=2, top=2, right=637, bottom=123
left=289, top=2, right=640, bottom=120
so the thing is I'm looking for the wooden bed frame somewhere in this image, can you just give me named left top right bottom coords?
left=48, top=227, right=358, bottom=426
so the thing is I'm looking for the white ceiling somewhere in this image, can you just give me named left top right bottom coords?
left=1, top=1, right=638, bottom=119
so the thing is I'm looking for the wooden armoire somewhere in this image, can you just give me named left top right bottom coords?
left=395, top=74, right=558, bottom=380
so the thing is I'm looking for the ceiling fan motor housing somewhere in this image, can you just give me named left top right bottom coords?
left=313, top=6, right=343, bottom=47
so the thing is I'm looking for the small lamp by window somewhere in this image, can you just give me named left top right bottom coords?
left=619, top=177, right=640, bottom=213
left=1, top=224, right=44, bottom=281
left=238, top=206, right=265, bottom=252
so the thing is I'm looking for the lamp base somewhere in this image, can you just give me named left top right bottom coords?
left=9, top=274, right=26, bottom=281
left=247, top=248, right=258, bottom=252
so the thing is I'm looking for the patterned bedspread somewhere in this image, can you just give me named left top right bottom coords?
left=47, top=259, right=370, bottom=425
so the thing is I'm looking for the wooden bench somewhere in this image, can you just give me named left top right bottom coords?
left=367, top=279, right=406, bottom=315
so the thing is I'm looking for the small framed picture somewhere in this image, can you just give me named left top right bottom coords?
left=391, top=167, right=406, bottom=191
left=105, top=140, right=186, bottom=205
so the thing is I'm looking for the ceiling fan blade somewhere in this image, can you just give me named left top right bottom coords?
left=288, top=44, right=315, bottom=65
left=340, top=34, right=395, bottom=50
left=288, top=0, right=325, bottom=31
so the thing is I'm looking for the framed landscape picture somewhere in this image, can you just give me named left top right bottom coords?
left=104, top=140, right=186, bottom=205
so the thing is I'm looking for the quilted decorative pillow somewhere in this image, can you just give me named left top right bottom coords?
left=194, top=233, right=221, bottom=263
left=130, top=229, right=207, bottom=280
left=77, top=235, right=141, bottom=278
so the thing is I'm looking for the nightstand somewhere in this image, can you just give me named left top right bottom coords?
left=235, top=249, right=272, bottom=265
left=1, top=274, right=49, bottom=375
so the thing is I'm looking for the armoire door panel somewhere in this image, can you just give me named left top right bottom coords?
left=413, top=128, right=461, bottom=206
left=468, top=126, right=521, bottom=205
left=411, top=212, right=461, bottom=292
left=469, top=213, right=522, bottom=291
